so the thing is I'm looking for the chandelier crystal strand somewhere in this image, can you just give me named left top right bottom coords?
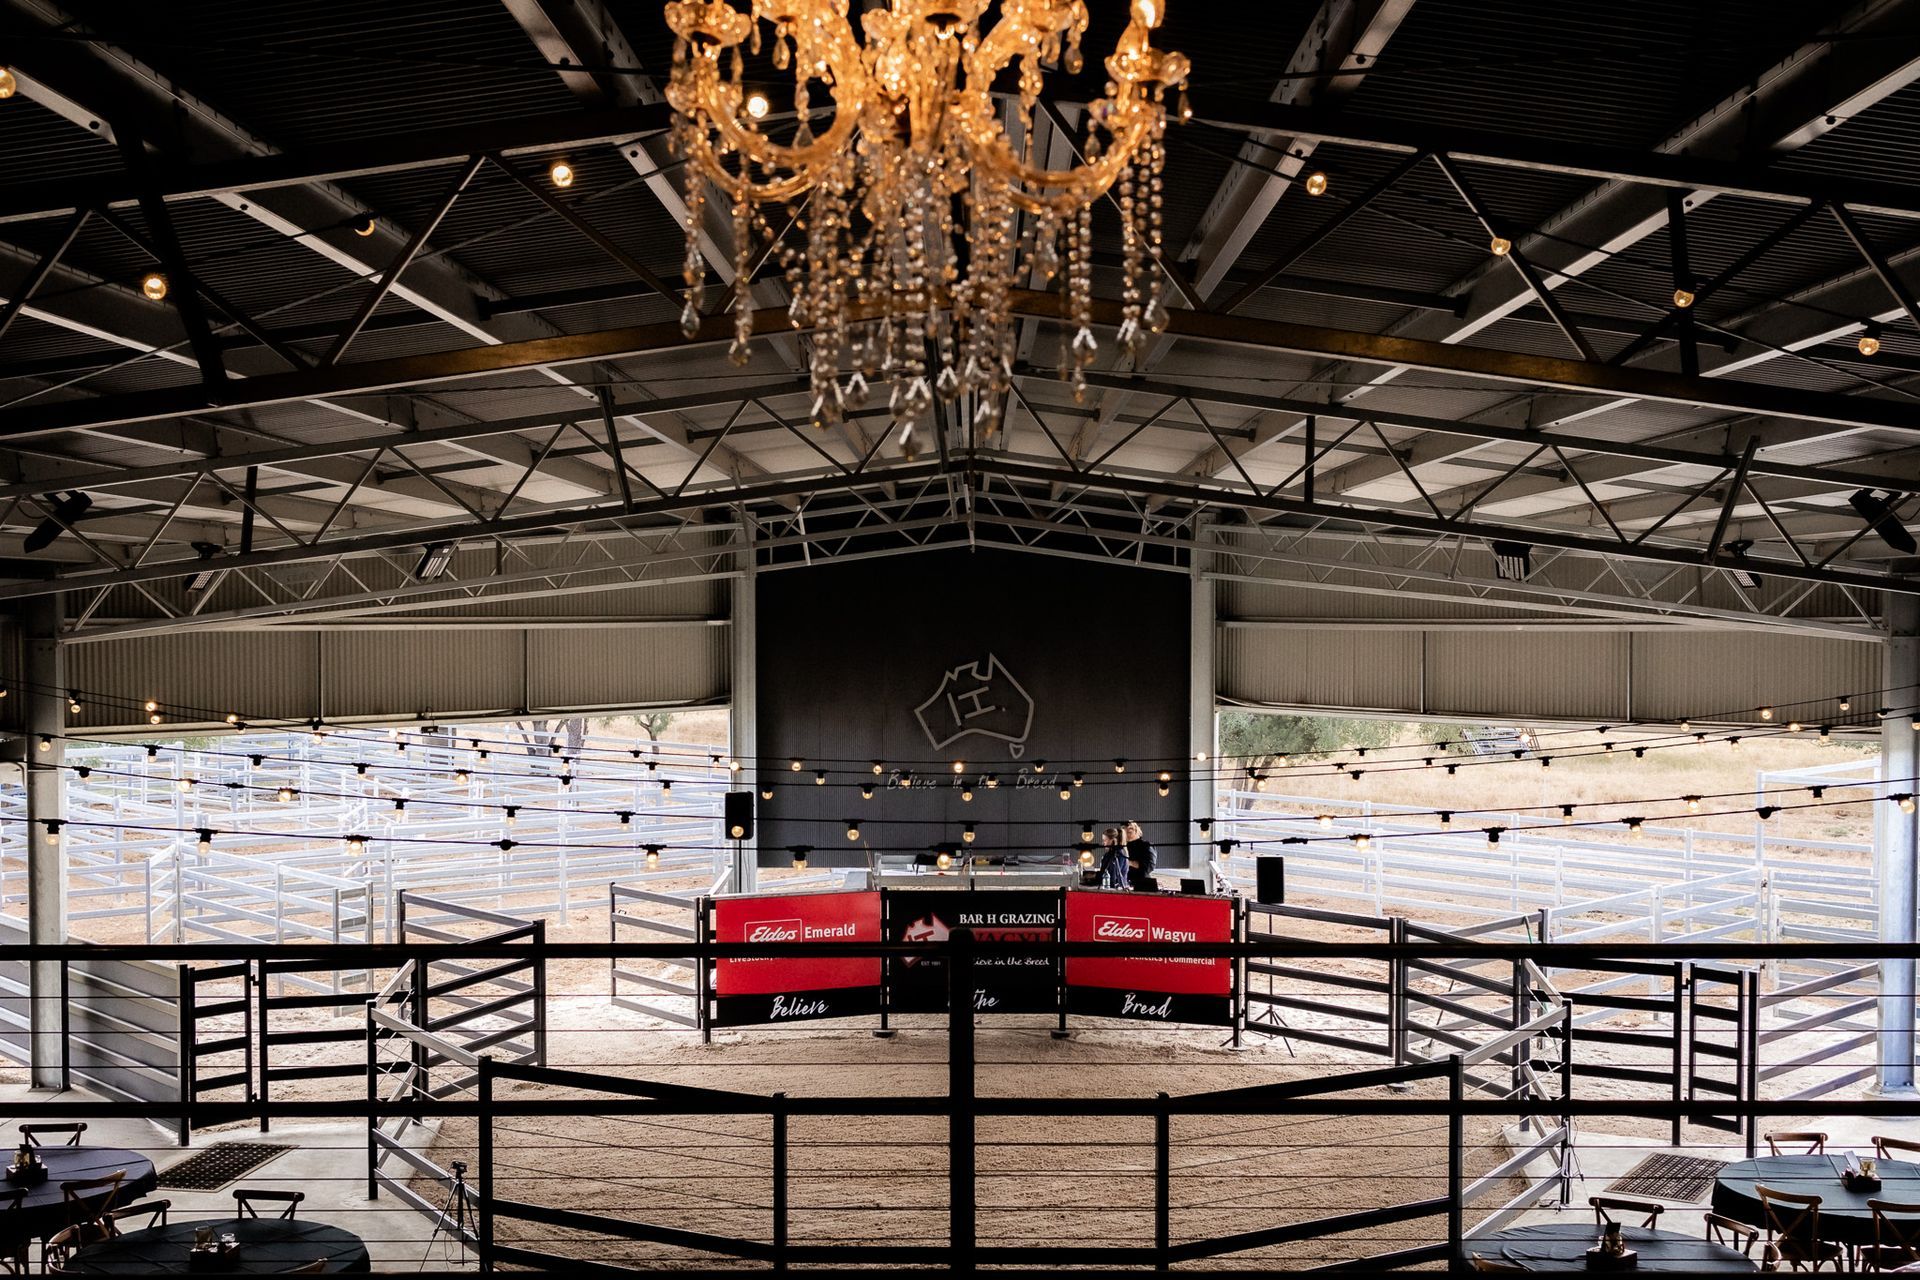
left=663, top=0, right=1188, bottom=429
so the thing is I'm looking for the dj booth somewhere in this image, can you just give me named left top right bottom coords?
left=700, top=871, right=1241, bottom=1035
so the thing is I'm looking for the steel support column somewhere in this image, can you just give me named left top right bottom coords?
left=730, top=532, right=758, bottom=891
left=21, top=596, right=65, bottom=1089
left=1879, top=590, right=1919, bottom=1094
left=1188, top=545, right=1216, bottom=873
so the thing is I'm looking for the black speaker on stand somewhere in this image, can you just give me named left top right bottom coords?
left=1255, top=856, right=1286, bottom=904
left=723, top=790, right=756, bottom=842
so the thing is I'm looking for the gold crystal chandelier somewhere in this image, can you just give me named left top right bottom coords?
left=664, top=0, right=1189, bottom=432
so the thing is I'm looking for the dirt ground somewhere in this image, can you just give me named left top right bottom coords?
left=433, top=1015, right=1522, bottom=1271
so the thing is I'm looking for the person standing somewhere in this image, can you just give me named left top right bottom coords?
left=1124, top=820, right=1157, bottom=892
left=1097, top=827, right=1127, bottom=889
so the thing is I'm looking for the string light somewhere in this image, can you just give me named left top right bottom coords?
left=937, top=850, right=953, bottom=870
left=36, top=735, right=50, bottom=753
left=815, top=771, right=827, bottom=786
left=984, top=775, right=999, bottom=789
left=953, top=760, right=967, bottom=775
left=549, top=159, right=575, bottom=188
left=861, top=785, right=874, bottom=800
left=1080, top=823, right=1094, bottom=843
left=1819, top=726, right=1833, bottom=744
left=617, top=811, right=632, bottom=826
left=872, top=762, right=885, bottom=776
left=42, top=820, right=61, bottom=847
left=1304, top=170, right=1329, bottom=196
left=1560, top=805, right=1574, bottom=824
left=961, top=783, right=974, bottom=802
left=1626, top=818, right=1645, bottom=840
left=67, top=693, right=81, bottom=715
left=846, top=820, right=860, bottom=841
left=453, top=769, right=470, bottom=785
left=1840, top=696, right=1853, bottom=712
left=1685, top=796, right=1701, bottom=813
left=141, top=272, right=168, bottom=301
left=1672, top=286, right=1695, bottom=309
left=660, top=780, right=673, bottom=796
left=1078, top=847, right=1095, bottom=867
left=1788, top=721, right=1803, bottom=733
left=791, top=759, right=803, bottom=772
left=645, top=846, right=661, bottom=869
left=1113, top=759, right=1127, bottom=774
left=196, top=829, right=213, bottom=856
left=0, top=68, right=14, bottom=98
left=1899, top=794, right=1917, bottom=815
left=1858, top=326, right=1881, bottom=357
left=1759, top=706, right=1774, bottom=721
left=1489, top=235, right=1512, bottom=257
left=1316, top=814, right=1332, bottom=828
left=760, top=786, right=774, bottom=801
left=1058, top=786, right=1072, bottom=800
left=1034, top=760, right=1049, bottom=774
left=1438, top=812, right=1452, bottom=830
left=1071, top=772, right=1085, bottom=788
left=275, top=786, right=295, bottom=803
left=962, top=824, right=976, bottom=845
left=1485, top=828, right=1501, bottom=849
left=1756, top=806, right=1778, bottom=821
left=345, top=835, right=366, bottom=855
left=1350, top=833, right=1371, bottom=851
left=175, top=777, right=193, bottom=794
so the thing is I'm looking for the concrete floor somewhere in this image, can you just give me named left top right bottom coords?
left=0, top=1082, right=472, bottom=1273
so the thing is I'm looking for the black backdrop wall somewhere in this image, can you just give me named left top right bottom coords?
left=755, top=549, right=1191, bottom=869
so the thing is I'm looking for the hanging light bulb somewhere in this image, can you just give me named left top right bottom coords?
left=345, top=835, right=366, bottom=855
left=549, top=158, right=575, bottom=188
left=1685, top=796, right=1701, bottom=813
left=1672, top=286, right=1695, bottom=309
left=225, top=713, right=240, bottom=726
left=43, top=820, right=61, bottom=847
left=760, top=785, right=774, bottom=801
left=1899, top=794, right=1917, bottom=815
left=984, top=774, right=999, bottom=789
left=846, top=820, right=860, bottom=841
left=454, top=769, right=470, bottom=785
left=1489, top=235, right=1513, bottom=257
left=1113, top=759, right=1127, bottom=774
left=504, top=806, right=519, bottom=825
left=1351, top=833, right=1371, bottom=851
left=1819, top=725, right=1833, bottom=744
left=1033, top=760, right=1048, bottom=774
left=1485, top=828, right=1502, bottom=849
left=149, top=712, right=163, bottom=725
left=1438, top=811, right=1452, bottom=830
left=1728, top=737, right=1742, bottom=752
left=953, top=760, right=967, bottom=775
left=1059, top=786, right=1072, bottom=801
left=1560, top=805, right=1575, bottom=824
left=1627, top=818, right=1645, bottom=840
left=745, top=91, right=770, bottom=119
left=1157, top=780, right=1171, bottom=798
left=872, top=761, right=885, bottom=776
left=1840, top=696, right=1853, bottom=712
left=790, top=759, right=803, bottom=772
left=960, top=784, right=974, bottom=802
left=1078, top=847, right=1095, bottom=867
left=1679, top=720, right=1690, bottom=734
left=1316, top=814, right=1332, bottom=828
left=1859, top=328, right=1882, bottom=357
left=1303, top=170, right=1328, bottom=196
left=275, top=786, right=295, bottom=803
left=144, top=699, right=159, bottom=714
left=175, top=777, right=193, bottom=794
left=1759, top=706, right=1774, bottom=721
left=35, top=735, right=50, bottom=753
left=1071, top=772, right=1085, bottom=788
left=660, top=780, right=674, bottom=796
left=67, top=694, right=81, bottom=715
left=792, top=848, right=808, bottom=871
left=962, top=824, right=976, bottom=845
left=815, top=771, right=827, bottom=786
left=141, top=272, right=169, bottom=301
left=1194, top=751, right=1208, bottom=762
left=861, top=784, right=874, bottom=800
left=196, top=829, right=213, bottom=856
left=1756, top=806, right=1778, bottom=822
left=645, top=845, right=661, bottom=869
left=1788, top=720, right=1803, bottom=733
left=0, top=68, right=15, bottom=98
left=1080, top=822, right=1094, bottom=843
left=936, top=850, right=953, bottom=870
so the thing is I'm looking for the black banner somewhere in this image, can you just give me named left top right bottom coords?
left=885, top=889, right=1062, bottom=1015
left=1065, top=988, right=1234, bottom=1026
left=708, top=986, right=881, bottom=1028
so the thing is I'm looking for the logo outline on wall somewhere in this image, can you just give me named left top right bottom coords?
left=914, top=653, right=1035, bottom=758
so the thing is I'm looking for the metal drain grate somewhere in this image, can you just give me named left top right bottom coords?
left=157, top=1142, right=290, bottom=1191
left=1609, top=1153, right=1727, bottom=1202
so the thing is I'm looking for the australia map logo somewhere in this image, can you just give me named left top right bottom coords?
left=914, top=654, right=1034, bottom=758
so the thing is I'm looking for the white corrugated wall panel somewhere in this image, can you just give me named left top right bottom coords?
left=528, top=625, right=728, bottom=710
left=64, top=632, right=320, bottom=728
left=1424, top=631, right=1631, bottom=720
left=1218, top=625, right=1421, bottom=710
left=1631, top=632, right=1881, bottom=723
left=320, top=630, right=525, bottom=719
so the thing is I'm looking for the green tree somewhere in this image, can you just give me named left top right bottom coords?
left=1216, top=711, right=1396, bottom=766
left=635, top=712, right=676, bottom=741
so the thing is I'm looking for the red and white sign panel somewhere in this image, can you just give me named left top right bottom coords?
left=714, top=890, right=881, bottom=995
left=1064, top=891, right=1232, bottom=1024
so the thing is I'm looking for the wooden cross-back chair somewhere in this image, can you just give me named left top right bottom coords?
left=1757, top=1185, right=1846, bottom=1273
left=1765, top=1131, right=1830, bottom=1157
left=1864, top=1200, right=1920, bottom=1273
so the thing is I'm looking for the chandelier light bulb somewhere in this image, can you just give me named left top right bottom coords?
left=1304, top=170, right=1328, bottom=197
left=141, top=272, right=169, bottom=301
left=549, top=159, right=574, bottom=188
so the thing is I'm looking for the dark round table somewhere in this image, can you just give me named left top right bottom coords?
left=68, top=1219, right=370, bottom=1275
left=1467, top=1223, right=1756, bottom=1272
left=0, top=1147, right=158, bottom=1242
left=1713, top=1154, right=1920, bottom=1247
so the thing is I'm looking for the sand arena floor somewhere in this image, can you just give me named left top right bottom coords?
left=425, top=1013, right=1531, bottom=1270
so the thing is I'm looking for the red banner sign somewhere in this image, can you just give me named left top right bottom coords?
left=1064, top=891, right=1232, bottom=1023
left=714, top=890, right=882, bottom=997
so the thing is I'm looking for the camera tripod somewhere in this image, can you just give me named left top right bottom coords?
left=421, top=1159, right=476, bottom=1269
